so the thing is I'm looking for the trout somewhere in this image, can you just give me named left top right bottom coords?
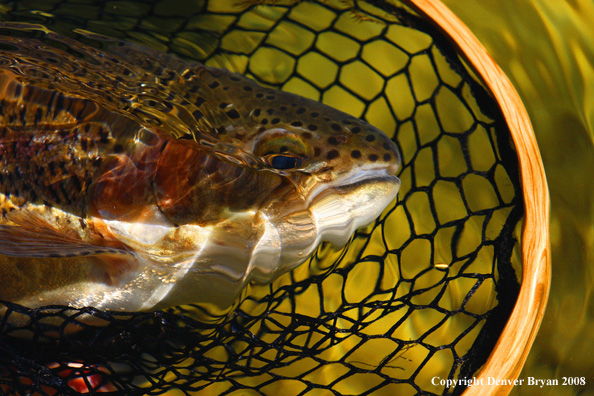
left=0, top=26, right=401, bottom=316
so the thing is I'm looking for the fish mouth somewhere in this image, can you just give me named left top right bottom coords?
left=308, top=169, right=400, bottom=248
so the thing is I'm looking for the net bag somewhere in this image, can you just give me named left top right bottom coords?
left=0, top=1, right=550, bottom=395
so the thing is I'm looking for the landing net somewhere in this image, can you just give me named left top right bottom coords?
left=0, top=1, right=522, bottom=395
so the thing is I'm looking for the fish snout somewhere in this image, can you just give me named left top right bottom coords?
left=344, top=123, right=401, bottom=176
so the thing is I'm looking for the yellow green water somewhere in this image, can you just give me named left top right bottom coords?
left=442, top=0, right=594, bottom=394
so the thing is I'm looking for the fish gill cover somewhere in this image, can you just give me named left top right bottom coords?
left=0, top=0, right=522, bottom=395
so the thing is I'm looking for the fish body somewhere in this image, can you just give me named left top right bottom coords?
left=0, top=27, right=401, bottom=316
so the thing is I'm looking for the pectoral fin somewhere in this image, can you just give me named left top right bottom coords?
left=0, top=210, right=130, bottom=258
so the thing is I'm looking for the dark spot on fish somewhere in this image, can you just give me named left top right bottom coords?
left=366, top=134, right=376, bottom=142
left=226, top=109, right=240, bottom=119
left=256, top=93, right=264, bottom=98
left=327, top=150, right=340, bottom=160
left=328, top=136, right=340, bottom=145
left=193, top=110, right=204, bottom=120
left=55, top=93, right=65, bottom=112
left=253, top=109, right=261, bottom=117
left=351, top=150, right=361, bottom=158
left=296, top=107, right=306, bottom=114
left=261, top=118, right=269, bottom=125
left=280, top=106, right=287, bottom=111
left=383, top=142, right=392, bottom=150
left=331, top=123, right=341, bottom=131
left=209, top=81, right=220, bottom=89
left=223, top=86, right=229, bottom=91
left=243, top=86, right=253, bottom=91
left=230, top=76, right=241, bottom=81
left=291, top=121, right=303, bottom=127
left=266, top=95, right=275, bottom=100
left=216, top=126, right=227, bottom=135
left=195, top=97, right=206, bottom=106
left=351, top=126, right=361, bottom=134
left=271, top=118, right=280, bottom=124
left=34, top=107, right=43, bottom=124
left=307, top=124, right=318, bottom=131
left=258, top=126, right=266, bottom=133
left=368, top=154, right=379, bottom=162
left=301, top=132, right=313, bottom=139
left=314, top=147, right=321, bottom=156
left=267, top=109, right=274, bottom=115
left=311, top=112, right=319, bottom=118
left=383, top=154, right=392, bottom=161
left=342, top=120, right=352, bottom=125
left=99, top=127, right=109, bottom=143
left=219, top=102, right=228, bottom=109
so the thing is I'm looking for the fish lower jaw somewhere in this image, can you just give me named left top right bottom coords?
left=249, top=174, right=400, bottom=283
left=309, top=174, right=400, bottom=247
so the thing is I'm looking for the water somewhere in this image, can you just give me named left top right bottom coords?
left=443, top=0, right=594, bottom=394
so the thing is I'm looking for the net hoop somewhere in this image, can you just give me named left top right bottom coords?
left=406, top=0, right=551, bottom=394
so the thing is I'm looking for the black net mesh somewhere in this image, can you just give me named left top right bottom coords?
left=0, top=1, right=523, bottom=395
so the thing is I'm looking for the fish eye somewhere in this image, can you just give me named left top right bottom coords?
left=253, top=130, right=312, bottom=168
left=265, top=154, right=303, bottom=170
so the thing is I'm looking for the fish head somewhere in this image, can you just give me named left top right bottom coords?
left=250, top=93, right=402, bottom=281
left=191, top=67, right=402, bottom=281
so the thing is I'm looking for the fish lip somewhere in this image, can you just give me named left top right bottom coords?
left=305, top=167, right=400, bottom=206
left=336, top=167, right=398, bottom=187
